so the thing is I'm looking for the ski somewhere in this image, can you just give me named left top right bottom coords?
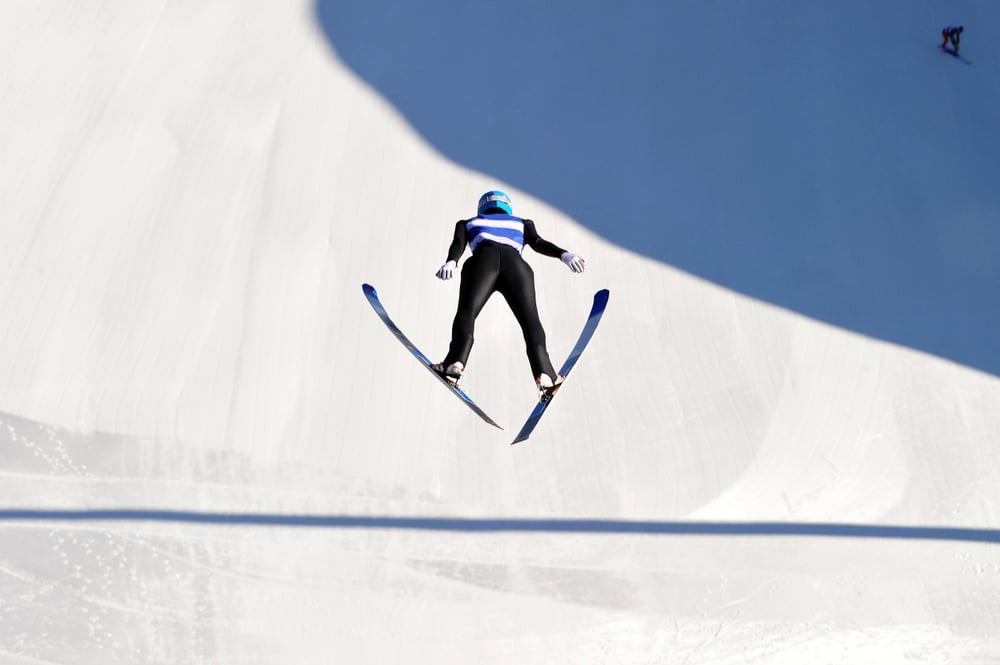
left=362, top=283, right=502, bottom=429
left=938, top=44, right=972, bottom=64
left=512, top=289, right=610, bottom=444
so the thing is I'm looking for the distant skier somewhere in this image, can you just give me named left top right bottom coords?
left=432, top=191, right=586, bottom=395
left=941, top=25, right=963, bottom=54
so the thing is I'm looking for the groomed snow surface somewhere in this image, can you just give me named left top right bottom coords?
left=2, top=1, right=999, bottom=663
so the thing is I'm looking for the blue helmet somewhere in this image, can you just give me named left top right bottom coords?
left=477, top=190, right=512, bottom=216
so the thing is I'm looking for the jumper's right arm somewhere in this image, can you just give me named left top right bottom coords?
left=436, top=221, right=468, bottom=280
left=446, top=221, right=467, bottom=263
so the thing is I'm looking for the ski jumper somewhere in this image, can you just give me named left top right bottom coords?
left=441, top=214, right=566, bottom=380
left=942, top=26, right=963, bottom=53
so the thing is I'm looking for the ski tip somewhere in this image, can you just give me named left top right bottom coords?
left=362, top=283, right=376, bottom=295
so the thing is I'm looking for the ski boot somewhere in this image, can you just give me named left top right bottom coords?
left=432, top=361, right=464, bottom=386
left=535, top=373, right=564, bottom=402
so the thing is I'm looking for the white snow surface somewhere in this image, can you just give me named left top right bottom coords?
left=2, top=1, right=1000, bottom=663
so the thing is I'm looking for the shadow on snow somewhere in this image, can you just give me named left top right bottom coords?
left=2, top=509, right=999, bottom=544
left=314, top=1, right=1000, bottom=376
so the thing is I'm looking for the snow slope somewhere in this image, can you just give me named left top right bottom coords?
left=1, top=1, right=999, bottom=663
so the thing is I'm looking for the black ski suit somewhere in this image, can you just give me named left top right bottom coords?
left=441, top=216, right=567, bottom=380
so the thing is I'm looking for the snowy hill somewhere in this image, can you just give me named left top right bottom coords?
left=1, top=1, right=999, bottom=663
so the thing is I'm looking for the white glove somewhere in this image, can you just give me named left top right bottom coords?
left=436, top=260, right=457, bottom=280
left=561, top=252, right=585, bottom=273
